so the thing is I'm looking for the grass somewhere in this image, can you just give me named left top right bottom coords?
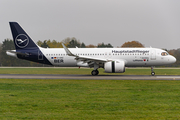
left=0, top=68, right=180, bottom=119
left=0, top=79, right=180, bottom=119
left=0, top=67, right=179, bottom=75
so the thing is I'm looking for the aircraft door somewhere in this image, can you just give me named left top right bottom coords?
left=38, top=50, right=43, bottom=60
left=150, top=49, right=156, bottom=60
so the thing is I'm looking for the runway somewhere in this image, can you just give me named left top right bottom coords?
left=0, top=74, right=180, bottom=80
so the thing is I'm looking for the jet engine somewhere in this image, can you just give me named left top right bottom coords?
left=104, top=60, right=125, bottom=73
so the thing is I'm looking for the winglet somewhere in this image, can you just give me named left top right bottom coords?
left=62, top=43, right=76, bottom=56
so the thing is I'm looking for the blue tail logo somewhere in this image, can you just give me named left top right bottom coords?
left=9, top=22, right=52, bottom=65
left=9, top=22, right=38, bottom=50
left=15, top=34, right=29, bottom=48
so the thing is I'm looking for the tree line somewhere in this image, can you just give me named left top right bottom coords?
left=0, top=38, right=179, bottom=67
left=36, top=37, right=113, bottom=48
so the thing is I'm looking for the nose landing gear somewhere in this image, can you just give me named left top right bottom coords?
left=151, top=66, right=155, bottom=76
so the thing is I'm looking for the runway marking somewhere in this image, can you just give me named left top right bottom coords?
left=157, top=76, right=180, bottom=80
left=0, top=74, right=180, bottom=80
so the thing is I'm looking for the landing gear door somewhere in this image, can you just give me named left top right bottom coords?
left=151, top=49, right=156, bottom=60
left=38, top=50, right=43, bottom=60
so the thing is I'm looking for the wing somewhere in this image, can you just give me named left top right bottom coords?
left=62, top=43, right=111, bottom=67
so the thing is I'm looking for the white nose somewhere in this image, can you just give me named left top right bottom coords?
left=170, top=56, right=176, bottom=64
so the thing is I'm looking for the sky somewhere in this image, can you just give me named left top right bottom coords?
left=0, top=0, right=180, bottom=49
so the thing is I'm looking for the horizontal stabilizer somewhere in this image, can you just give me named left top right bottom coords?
left=6, top=50, right=28, bottom=57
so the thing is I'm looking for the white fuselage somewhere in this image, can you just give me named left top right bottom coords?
left=39, top=47, right=176, bottom=67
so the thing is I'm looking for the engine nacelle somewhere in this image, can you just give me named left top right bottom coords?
left=104, top=61, right=125, bottom=73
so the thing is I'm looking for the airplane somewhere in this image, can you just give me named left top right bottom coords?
left=6, top=22, right=176, bottom=76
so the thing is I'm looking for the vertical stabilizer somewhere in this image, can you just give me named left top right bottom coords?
left=9, top=22, right=38, bottom=50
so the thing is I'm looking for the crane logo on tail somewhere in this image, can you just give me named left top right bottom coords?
left=15, top=34, right=29, bottom=48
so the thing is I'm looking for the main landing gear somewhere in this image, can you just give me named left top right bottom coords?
left=151, top=66, right=155, bottom=76
left=91, top=62, right=99, bottom=76
left=91, top=69, right=99, bottom=76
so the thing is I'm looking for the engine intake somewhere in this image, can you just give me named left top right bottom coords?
left=104, top=61, right=125, bottom=73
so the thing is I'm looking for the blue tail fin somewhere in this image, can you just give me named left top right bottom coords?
left=8, top=22, right=52, bottom=65
left=9, top=22, right=38, bottom=50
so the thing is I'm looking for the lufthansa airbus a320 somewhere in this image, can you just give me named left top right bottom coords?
left=7, top=22, right=176, bottom=76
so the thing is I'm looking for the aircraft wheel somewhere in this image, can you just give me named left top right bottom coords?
left=91, top=70, right=99, bottom=76
left=96, top=70, right=99, bottom=75
left=151, top=72, right=155, bottom=76
left=91, top=70, right=97, bottom=76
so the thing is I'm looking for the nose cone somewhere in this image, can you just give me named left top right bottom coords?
left=170, top=56, right=176, bottom=64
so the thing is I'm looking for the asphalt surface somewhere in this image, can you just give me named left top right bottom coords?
left=0, top=74, right=180, bottom=80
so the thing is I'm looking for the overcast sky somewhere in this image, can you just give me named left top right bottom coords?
left=0, top=0, right=180, bottom=49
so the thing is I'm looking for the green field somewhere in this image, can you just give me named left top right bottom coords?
left=0, top=79, right=180, bottom=119
left=0, top=67, right=180, bottom=75
left=0, top=68, right=180, bottom=119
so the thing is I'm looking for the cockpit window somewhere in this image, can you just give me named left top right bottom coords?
left=161, top=52, right=169, bottom=56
